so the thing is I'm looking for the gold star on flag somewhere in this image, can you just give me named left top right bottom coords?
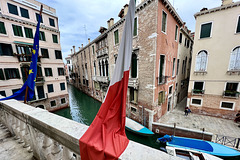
left=32, top=49, right=36, bottom=54
left=34, top=78, right=36, bottom=82
left=29, top=69, right=34, bottom=74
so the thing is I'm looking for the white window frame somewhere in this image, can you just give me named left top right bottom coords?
left=0, top=21, right=8, bottom=36
left=199, top=21, right=213, bottom=39
left=228, top=46, right=240, bottom=71
left=191, top=98, right=203, bottom=107
left=161, top=10, right=167, bottom=34
left=194, top=50, right=209, bottom=72
left=158, top=54, right=166, bottom=83
left=113, top=29, right=119, bottom=46
left=220, top=101, right=235, bottom=110
left=172, top=58, right=176, bottom=77
left=235, top=15, right=240, bottom=34
left=175, top=25, right=178, bottom=41
left=193, top=81, right=205, bottom=91
left=168, top=85, right=173, bottom=96
left=224, top=82, right=240, bottom=92
left=133, top=16, right=138, bottom=37
left=11, top=23, right=26, bottom=38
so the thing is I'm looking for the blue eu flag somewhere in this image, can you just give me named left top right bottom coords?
left=0, top=15, right=41, bottom=101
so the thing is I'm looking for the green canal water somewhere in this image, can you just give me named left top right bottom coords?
left=54, top=84, right=162, bottom=150
left=54, top=85, right=240, bottom=160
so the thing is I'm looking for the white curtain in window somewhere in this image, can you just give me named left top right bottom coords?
left=229, top=47, right=240, bottom=70
left=195, top=51, right=207, bottom=71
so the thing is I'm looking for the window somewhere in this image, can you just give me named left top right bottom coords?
left=229, top=47, right=240, bottom=71
left=131, top=53, right=137, bottom=78
left=0, top=91, right=6, bottom=97
left=200, top=22, right=212, bottom=38
left=4, top=68, right=20, bottom=80
left=16, top=45, right=32, bottom=55
left=179, top=33, right=182, bottom=43
left=195, top=50, right=208, bottom=72
left=55, top=50, right=62, bottom=59
left=36, top=13, right=43, bottom=23
left=20, top=7, right=29, bottom=18
left=169, top=86, right=173, bottom=94
left=92, top=45, right=95, bottom=54
left=236, top=16, right=240, bottom=33
left=44, top=68, right=53, bottom=77
left=0, top=22, right=6, bottom=34
left=52, top=34, right=58, bottom=43
left=12, top=88, right=20, bottom=94
left=187, top=40, right=190, bottom=48
left=41, top=48, right=49, bottom=58
left=39, top=31, right=46, bottom=41
left=161, top=11, right=167, bottom=33
left=193, top=81, right=204, bottom=94
left=60, top=82, right=66, bottom=91
left=191, top=98, right=202, bottom=106
left=114, top=30, right=119, bottom=45
left=131, top=107, right=137, bottom=113
left=8, top=3, right=18, bottom=15
left=159, top=55, right=165, bottom=84
left=49, top=18, right=55, bottom=27
left=58, top=68, right=64, bottom=76
left=224, top=82, right=239, bottom=97
left=47, top=84, right=54, bottom=93
left=221, top=102, right=234, bottom=110
left=50, top=100, right=56, bottom=107
left=175, top=25, right=178, bottom=41
left=0, top=69, right=5, bottom=80
left=134, top=17, right=138, bottom=36
left=172, top=58, right=176, bottom=77
left=24, top=27, right=33, bottom=39
left=129, top=87, right=137, bottom=103
left=0, top=43, right=13, bottom=56
left=158, top=91, right=165, bottom=105
left=61, top=98, right=66, bottom=104
left=12, top=24, right=23, bottom=37
left=176, top=59, right=180, bottom=75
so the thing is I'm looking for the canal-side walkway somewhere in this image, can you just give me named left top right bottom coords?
left=0, top=123, right=33, bottom=160
left=158, top=97, right=240, bottom=140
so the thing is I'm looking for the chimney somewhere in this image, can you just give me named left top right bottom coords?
left=81, top=44, right=83, bottom=48
left=200, top=8, right=208, bottom=12
left=88, top=38, right=90, bottom=44
left=110, top=18, right=114, bottom=27
left=73, top=46, right=75, bottom=53
left=107, top=20, right=110, bottom=28
left=124, top=4, right=129, bottom=17
left=79, top=47, right=81, bottom=51
left=222, top=0, right=233, bottom=6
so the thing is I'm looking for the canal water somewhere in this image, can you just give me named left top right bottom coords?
left=54, top=85, right=240, bottom=160
left=54, top=84, right=162, bottom=150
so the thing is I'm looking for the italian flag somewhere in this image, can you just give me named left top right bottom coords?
left=79, top=0, right=136, bottom=159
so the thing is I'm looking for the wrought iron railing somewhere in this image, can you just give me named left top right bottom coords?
left=223, top=91, right=240, bottom=98
left=215, top=135, right=240, bottom=149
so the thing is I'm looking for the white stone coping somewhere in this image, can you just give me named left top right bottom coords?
left=152, top=122, right=213, bottom=136
left=0, top=98, right=183, bottom=160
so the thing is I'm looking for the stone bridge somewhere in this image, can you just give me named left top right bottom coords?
left=0, top=99, right=181, bottom=160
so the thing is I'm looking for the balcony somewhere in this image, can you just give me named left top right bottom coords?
left=96, top=47, right=108, bottom=58
left=223, top=91, right=239, bottom=99
left=157, top=76, right=168, bottom=85
left=192, top=89, right=205, bottom=95
left=14, top=53, right=41, bottom=63
left=128, top=78, right=139, bottom=89
left=92, top=76, right=109, bottom=83
left=227, top=70, right=240, bottom=75
left=35, top=77, right=45, bottom=85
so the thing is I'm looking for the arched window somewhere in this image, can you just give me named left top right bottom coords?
left=131, top=53, right=137, bottom=78
left=229, top=47, right=240, bottom=71
left=195, top=50, right=208, bottom=71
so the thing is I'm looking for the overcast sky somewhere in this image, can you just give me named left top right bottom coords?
left=36, top=0, right=237, bottom=62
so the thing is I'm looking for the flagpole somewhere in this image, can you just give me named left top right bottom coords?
left=24, top=5, right=43, bottom=104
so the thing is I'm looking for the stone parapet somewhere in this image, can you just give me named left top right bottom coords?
left=0, top=98, right=182, bottom=160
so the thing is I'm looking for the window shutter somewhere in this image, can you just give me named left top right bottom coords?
left=200, top=23, right=212, bottom=38
left=0, top=69, right=5, bottom=80
left=8, top=3, right=18, bottom=15
left=163, top=91, right=165, bottom=103
left=20, top=8, right=29, bottom=19
left=134, top=18, right=137, bottom=36
left=0, top=22, right=6, bottom=34
left=237, top=16, right=240, bottom=33
left=4, top=69, right=9, bottom=80
left=15, top=69, right=20, bottom=78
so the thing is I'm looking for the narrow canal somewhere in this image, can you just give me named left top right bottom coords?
left=54, top=84, right=162, bottom=150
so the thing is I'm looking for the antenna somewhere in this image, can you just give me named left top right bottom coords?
left=83, top=25, right=87, bottom=45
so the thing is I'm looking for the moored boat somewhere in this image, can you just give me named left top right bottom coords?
left=157, top=135, right=240, bottom=157
left=125, top=117, right=154, bottom=136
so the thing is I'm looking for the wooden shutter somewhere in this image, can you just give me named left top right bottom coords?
left=0, top=69, right=5, bottom=80
left=200, top=23, right=212, bottom=38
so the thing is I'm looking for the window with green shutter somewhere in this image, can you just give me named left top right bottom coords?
left=158, top=91, right=165, bottom=105
left=24, top=27, right=33, bottom=39
left=237, top=16, right=240, bottom=33
left=36, top=13, right=43, bottom=23
left=0, top=43, right=13, bottom=56
left=4, top=68, right=20, bottom=80
left=200, top=22, right=212, bottom=38
left=20, top=7, right=29, bottom=19
left=39, top=31, right=46, bottom=41
left=0, top=22, right=6, bottom=34
left=41, top=48, right=49, bottom=58
left=0, top=69, right=5, bottom=80
left=8, top=3, right=18, bottom=15
left=162, top=11, right=167, bottom=33
left=12, top=24, right=23, bottom=37
left=134, top=17, right=137, bottom=36
left=60, top=83, right=65, bottom=91
left=47, top=84, right=54, bottom=93
left=114, top=30, right=119, bottom=45
left=49, top=18, right=55, bottom=27
left=52, top=34, right=58, bottom=43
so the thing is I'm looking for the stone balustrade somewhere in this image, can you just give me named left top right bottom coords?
left=0, top=98, right=181, bottom=160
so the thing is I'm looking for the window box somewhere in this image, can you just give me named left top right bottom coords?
left=192, top=89, right=205, bottom=95
left=223, top=91, right=239, bottom=98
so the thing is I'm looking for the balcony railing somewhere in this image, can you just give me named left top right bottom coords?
left=96, top=47, right=108, bottom=58
left=223, top=91, right=240, bottom=98
left=128, top=78, right=139, bottom=88
left=157, top=76, right=167, bottom=85
left=192, top=89, right=205, bottom=95
left=92, top=76, right=109, bottom=83
left=36, top=77, right=44, bottom=83
left=14, top=53, right=41, bottom=62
